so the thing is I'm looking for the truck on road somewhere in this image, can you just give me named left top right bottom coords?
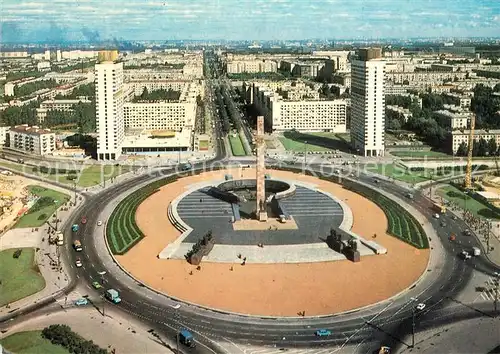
left=472, top=247, right=481, bottom=256
left=105, top=289, right=121, bottom=304
left=432, top=202, right=446, bottom=214
left=178, top=329, right=196, bottom=348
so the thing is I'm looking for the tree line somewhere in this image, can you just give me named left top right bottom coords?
left=12, top=79, right=59, bottom=98
left=132, top=88, right=181, bottom=102
left=455, top=138, right=499, bottom=157
left=0, top=101, right=39, bottom=126
left=55, top=83, right=95, bottom=99
left=43, top=102, right=96, bottom=133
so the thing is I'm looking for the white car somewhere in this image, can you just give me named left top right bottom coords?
left=97, top=220, right=103, bottom=226
left=434, top=213, right=440, bottom=219
left=461, top=251, right=471, bottom=260
left=415, top=303, right=426, bottom=311
left=75, top=258, right=83, bottom=268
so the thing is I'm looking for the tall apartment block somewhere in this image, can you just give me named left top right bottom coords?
left=96, top=50, right=124, bottom=160
left=350, top=48, right=386, bottom=157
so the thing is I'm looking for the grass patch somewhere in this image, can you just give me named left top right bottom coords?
left=199, top=140, right=209, bottom=150
left=1, top=330, right=69, bottom=354
left=437, top=185, right=500, bottom=220
left=279, top=131, right=349, bottom=152
left=229, top=135, right=246, bottom=156
left=366, top=163, right=433, bottom=184
left=107, top=176, right=178, bottom=254
left=15, top=186, right=70, bottom=228
left=0, top=161, right=131, bottom=187
left=390, top=150, right=451, bottom=158
left=0, top=248, right=46, bottom=306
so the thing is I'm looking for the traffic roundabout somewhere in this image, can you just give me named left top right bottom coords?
left=66, top=163, right=476, bottom=351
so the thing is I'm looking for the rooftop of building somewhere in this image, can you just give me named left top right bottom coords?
left=10, top=124, right=54, bottom=135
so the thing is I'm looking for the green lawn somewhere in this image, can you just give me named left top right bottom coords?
left=366, top=163, right=433, bottom=184
left=0, top=161, right=131, bottom=187
left=390, top=150, right=451, bottom=158
left=0, top=248, right=46, bottom=306
left=436, top=185, right=500, bottom=220
left=199, top=140, right=209, bottom=150
left=229, top=135, right=246, bottom=156
left=0, top=331, right=69, bottom=354
left=278, top=131, right=349, bottom=152
left=107, top=176, right=178, bottom=254
left=15, top=185, right=70, bottom=228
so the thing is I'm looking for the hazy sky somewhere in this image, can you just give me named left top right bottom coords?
left=1, top=0, right=500, bottom=42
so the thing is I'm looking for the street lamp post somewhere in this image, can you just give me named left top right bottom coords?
left=410, top=297, right=418, bottom=348
left=98, top=271, right=106, bottom=316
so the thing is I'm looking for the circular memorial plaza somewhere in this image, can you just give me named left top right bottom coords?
left=115, top=168, right=429, bottom=317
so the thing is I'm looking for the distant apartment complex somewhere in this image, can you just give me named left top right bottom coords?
left=95, top=51, right=125, bottom=161
left=8, top=124, right=56, bottom=155
left=350, top=48, right=386, bottom=157
left=247, top=81, right=348, bottom=133
left=226, top=60, right=277, bottom=74
left=452, top=129, right=500, bottom=154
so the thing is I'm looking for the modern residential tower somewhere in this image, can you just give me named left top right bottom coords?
left=350, top=48, right=386, bottom=157
left=96, top=50, right=124, bottom=160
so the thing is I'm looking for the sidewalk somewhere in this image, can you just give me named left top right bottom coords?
left=0, top=306, right=175, bottom=354
left=0, top=181, right=82, bottom=319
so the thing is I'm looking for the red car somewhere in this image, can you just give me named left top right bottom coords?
left=81, top=217, right=87, bottom=224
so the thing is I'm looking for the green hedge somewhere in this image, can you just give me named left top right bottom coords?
left=271, top=166, right=429, bottom=249
left=42, top=324, right=107, bottom=354
left=107, top=176, right=178, bottom=254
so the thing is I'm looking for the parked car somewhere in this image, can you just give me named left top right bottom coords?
left=415, top=303, right=426, bottom=311
left=315, top=329, right=332, bottom=337
left=92, top=281, right=102, bottom=289
left=434, top=213, right=440, bottom=219
left=74, top=298, right=89, bottom=306
left=75, top=258, right=83, bottom=268
left=97, top=220, right=103, bottom=226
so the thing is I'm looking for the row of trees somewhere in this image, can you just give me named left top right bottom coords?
left=44, top=102, right=96, bottom=133
left=52, top=61, right=96, bottom=73
left=471, top=84, right=500, bottom=129
left=13, top=79, right=59, bottom=98
left=42, top=324, right=107, bottom=354
left=55, top=83, right=95, bottom=100
left=215, top=87, right=231, bottom=133
left=0, top=101, right=39, bottom=126
left=132, top=88, right=181, bottom=102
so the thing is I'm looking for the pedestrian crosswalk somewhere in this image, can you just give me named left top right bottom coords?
left=217, top=340, right=339, bottom=354
left=479, top=277, right=499, bottom=302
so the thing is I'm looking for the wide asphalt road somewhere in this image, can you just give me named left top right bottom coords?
left=64, top=160, right=500, bottom=353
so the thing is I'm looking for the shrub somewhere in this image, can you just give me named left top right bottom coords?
left=42, top=324, right=107, bottom=354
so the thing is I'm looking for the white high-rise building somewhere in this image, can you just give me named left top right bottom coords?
left=95, top=51, right=125, bottom=160
left=350, top=48, right=386, bottom=157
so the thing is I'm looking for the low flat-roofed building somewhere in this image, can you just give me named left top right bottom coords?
left=8, top=124, right=56, bottom=155
left=121, top=128, right=192, bottom=154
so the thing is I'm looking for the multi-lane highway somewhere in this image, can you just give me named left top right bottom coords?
left=61, top=157, right=500, bottom=353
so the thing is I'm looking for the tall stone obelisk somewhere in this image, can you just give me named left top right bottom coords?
left=256, top=116, right=268, bottom=221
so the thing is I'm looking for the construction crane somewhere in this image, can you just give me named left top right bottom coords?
left=464, top=114, right=476, bottom=189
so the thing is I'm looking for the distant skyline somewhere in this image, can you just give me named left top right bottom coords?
left=1, top=0, right=500, bottom=43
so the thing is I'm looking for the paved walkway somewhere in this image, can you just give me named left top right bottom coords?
left=0, top=181, right=82, bottom=319
left=0, top=306, right=174, bottom=354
